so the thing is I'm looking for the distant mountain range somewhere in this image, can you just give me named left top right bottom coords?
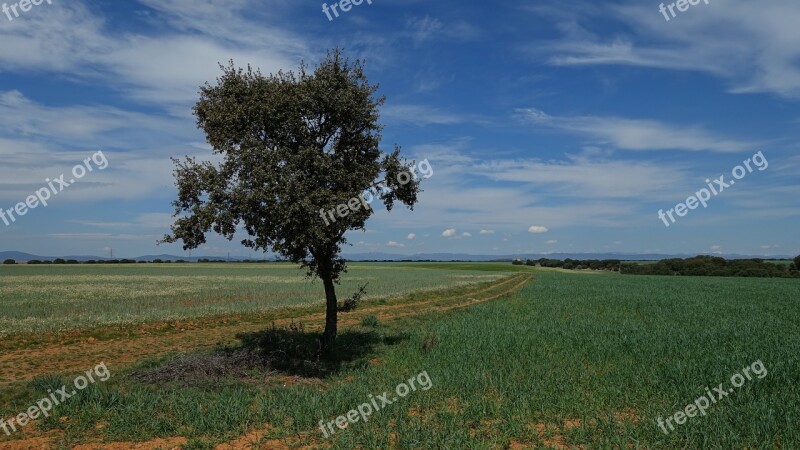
left=0, top=250, right=794, bottom=263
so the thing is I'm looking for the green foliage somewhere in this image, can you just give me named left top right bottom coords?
left=522, top=258, right=621, bottom=271
left=161, top=49, right=420, bottom=282
left=621, top=255, right=799, bottom=278
left=2, top=259, right=15, bottom=265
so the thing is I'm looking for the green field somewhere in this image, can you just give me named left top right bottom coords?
left=0, top=262, right=512, bottom=336
left=1, top=264, right=797, bottom=448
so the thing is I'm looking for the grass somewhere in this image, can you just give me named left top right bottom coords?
left=0, top=262, right=513, bottom=336
left=1, top=266, right=797, bottom=448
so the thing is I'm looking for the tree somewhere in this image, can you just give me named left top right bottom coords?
left=161, top=49, right=421, bottom=353
left=793, top=255, right=800, bottom=271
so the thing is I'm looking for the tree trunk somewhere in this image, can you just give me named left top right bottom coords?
left=320, top=274, right=338, bottom=354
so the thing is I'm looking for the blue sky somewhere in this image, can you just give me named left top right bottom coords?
left=0, top=0, right=798, bottom=258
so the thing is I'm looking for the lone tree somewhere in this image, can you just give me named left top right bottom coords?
left=162, top=49, right=421, bottom=352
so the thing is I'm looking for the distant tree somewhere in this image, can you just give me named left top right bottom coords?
left=66, top=259, right=79, bottom=264
left=161, top=49, right=421, bottom=353
left=793, top=255, right=800, bottom=271
left=53, top=258, right=66, bottom=264
left=152, top=259, right=163, bottom=263
left=28, top=260, right=42, bottom=264
left=3, top=259, right=15, bottom=265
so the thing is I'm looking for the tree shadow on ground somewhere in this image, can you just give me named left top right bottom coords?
left=236, top=321, right=409, bottom=377
left=131, top=322, right=409, bottom=385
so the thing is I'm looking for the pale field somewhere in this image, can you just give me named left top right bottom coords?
left=0, top=262, right=513, bottom=336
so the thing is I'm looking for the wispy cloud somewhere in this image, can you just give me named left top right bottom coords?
left=517, top=107, right=752, bottom=153
left=537, top=0, right=800, bottom=99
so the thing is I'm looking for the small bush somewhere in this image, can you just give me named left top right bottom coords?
left=361, top=315, right=379, bottom=328
left=3, top=259, right=16, bottom=265
left=54, top=258, right=66, bottom=264
left=421, top=331, right=439, bottom=353
left=338, top=283, right=368, bottom=312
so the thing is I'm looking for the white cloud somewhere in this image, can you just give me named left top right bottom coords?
left=0, top=1, right=308, bottom=111
left=462, top=232, right=472, bottom=237
left=480, top=229, right=495, bottom=234
left=538, top=0, right=800, bottom=99
left=406, top=15, right=480, bottom=45
left=387, top=241, right=405, bottom=248
left=528, top=226, right=549, bottom=234
left=517, top=108, right=751, bottom=153
left=442, top=228, right=457, bottom=238
left=546, top=239, right=558, bottom=244
left=407, top=233, right=416, bottom=240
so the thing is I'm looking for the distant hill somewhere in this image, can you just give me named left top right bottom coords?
left=0, top=250, right=793, bottom=263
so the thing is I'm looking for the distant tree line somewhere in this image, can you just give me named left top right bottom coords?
left=620, top=255, right=800, bottom=278
left=513, top=258, right=622, bottom=271
left=512, top=255, right=800, bottom=278
left=22, top=259, right=185, bottom=264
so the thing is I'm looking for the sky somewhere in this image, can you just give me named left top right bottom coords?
left=0, top=0, right=798, bottom=259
